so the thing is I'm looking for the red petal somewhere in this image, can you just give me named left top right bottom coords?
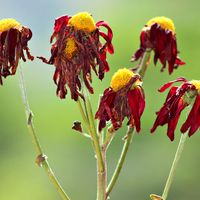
left=96, top=21, right=113, bottom=41
left=181, top=95, right=200, bottom=136
left=96, top=20, right=114, bottom=54
left=131, top=48, right=144, bottom=62
left=159, top=77, right=188, bottom=92
left=128, top=87, right=145, bottom=133
left=167, top=99, right=186, bottom=141
left=50, top=15, right=71, bottom=42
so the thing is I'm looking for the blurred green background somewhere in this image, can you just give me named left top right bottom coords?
left=0, top=0, right=200, bottom=199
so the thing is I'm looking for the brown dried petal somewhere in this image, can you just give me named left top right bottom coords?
left=72, top=121, right=83, bottom=133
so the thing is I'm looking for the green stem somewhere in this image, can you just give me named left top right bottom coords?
left=82, top=86, right=105, bottom=173
left=97, top=148, right=107, bottom=200
left=162, top=133, right=187, bottom=200
left=136, top=49, right=151, bottom=78
left=77, top=98, right=91, bottom=132
left=103, top=129, right=115, bottom=151
left=106, top=51, right=151, bottom=198
left=18, top=66, right=70, bottom=200
left=77, top=91, right=105, bottom=200
left=106, top=127, right=135, bottom=198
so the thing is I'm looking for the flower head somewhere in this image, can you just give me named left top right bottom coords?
left=132, top=16, right=185, bottom=74
left=68, top=12, right=96, bottom=33
left=95, top=68, right=145, bottom=132
left=151, top=77, right=200, bottom=141
left=0, top=18, right=34, bottom=84
left=38, top=12, right=114, bottom=101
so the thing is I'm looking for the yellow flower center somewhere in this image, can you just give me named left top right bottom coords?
left=147, top=16, right=175, bottom=33
left=68, top=12, right=96, bottom=33
left=0, top=18, right=21, bottom=32
left=110, top=68, right=141, bottom=92
left=190, top=80, right=200, bottom=94
left=65, top=37, right=77, bottom=59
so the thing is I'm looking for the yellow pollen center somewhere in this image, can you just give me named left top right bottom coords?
left=110, top=68, right=141, bottom=92
left=68, top=12, right=96, bottom=33
left=147, top=16, right=175, bottom=33
left=190, top=80, right=200, bottom=94
left=0, top=18, right=21, bottom=32
left=65, top=38, right=77, bottom=59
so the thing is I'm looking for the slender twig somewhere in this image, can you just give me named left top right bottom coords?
left=97, top=148, right=107, bottom=200
left=82, top=85, right=105, bottom=173
left=106, top=50, right=151, bottom=198
left=18, top=66, right=70, bottom=200
left=77, top=80, right=105, bottom=200
left=136, top=49, right=151, bottom=78
left=77, top=98, right=91, bottom=132
left=161, top=133, right=188, bottom=200
left=82, top=88, right=106, bottom=200
left=106, top=127, right=135, bottom=197
left=103, top=129, right=115, bottom=151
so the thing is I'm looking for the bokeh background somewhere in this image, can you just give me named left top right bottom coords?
left=0, top=0, right=200, bottom=199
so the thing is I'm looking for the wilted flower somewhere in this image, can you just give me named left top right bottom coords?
left=132, top=16, right=185, bottom=74
left=38, top=12, right=114, bottom=100
left=151, top=77, right=200, bottom=141
left=0, top=18, right=34, bottom=84
left=95, top=68, right=145, bottom=132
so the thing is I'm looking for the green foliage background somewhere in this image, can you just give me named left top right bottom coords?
left=0, top=0, right=199, bottom=199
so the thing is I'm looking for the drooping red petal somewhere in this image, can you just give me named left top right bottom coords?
left=159, top=77, right=188, bottom=92
left=50, top=15, right=71, bottom=43
left=128, top=87, right=145, bottom=132
left=167, top=98, right=186, bottom=141
left=181, top=95, right=200, bottom=136
left=53, top=68, right=60, bottom=84
left=131, top=30, right=148, bottom=62
left=98, top=31, right=114, bottom=54
left=175, top=57, right=185, bottom=66
left=188, top=111, right=200, bottom=137
left=96, top=20, right=114, bottom=54
left=131, top=48, right=144, bottom=62
left=96, top=21, right=113, bottom=41
left=151, top=86, right=182, bottom=135
left=95, top=88, right=116, bottom=131
left=99, top=50, right=109, bottom=73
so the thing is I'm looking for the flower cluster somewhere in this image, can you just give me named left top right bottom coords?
left=38, top=12, right=114, bottom=100
left=1, top=11, right=199, bottom=200
left=151, top=78, right=200, bottom=141
left=132, top=16, right=185, bottom=74
left=2, top=14, right=197, bottom=141
left=0, top=18, right=34, bottom=84
left=95, top=68, right=145, bottom=132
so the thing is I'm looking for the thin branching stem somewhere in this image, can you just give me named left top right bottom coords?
left=18, top=66, right=70, bottom=200
left=76, top=87, right=105, bottom=200
left=162, top=133, right=188, bottom=200
left=106, top=127, right=135, bottom=198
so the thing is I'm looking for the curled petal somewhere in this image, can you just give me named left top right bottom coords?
left=96, top=20, right=114, bottom=54
left=50, top=15, right=71, bottom=42
left=159, top=77, right=188, bottom=92
left=96, top=21, right=113, bottom=42
left=181, top=95, right=200, bottom=136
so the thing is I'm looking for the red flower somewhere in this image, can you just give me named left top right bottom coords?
left=95, top=68, right=145, bottom=132
left=132, top=17, right=185, bottom=74
left=151, top=78, right=200, bottom=141
left=0, top=18, right=34, bottom=84
left=38, top=12, right=114, bottom=100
